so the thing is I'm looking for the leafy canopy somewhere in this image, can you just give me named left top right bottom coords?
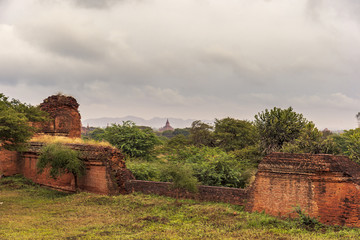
left=281, top=122, right=338, bottom=154
left=0, top=93, right=47, bottom=150
left=254, top=107, right=307, bottom=154
left=189, top=120, right=215, bottom=147
left=214, top=117, right=258, bottom=152
left=103, top=121, right=161, bottom=159
left=332, top=128, right=360, bottom=163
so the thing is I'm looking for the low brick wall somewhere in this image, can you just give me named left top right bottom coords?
left=0, top=149, right=19, bottom=176
left=246, top=152, right=360, bottom=227
left=126, top=180, right=248, bottom=205
left=1, top=142, right=130, bottom=195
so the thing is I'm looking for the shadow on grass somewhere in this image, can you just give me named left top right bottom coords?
left=0, top=175, right=70, bottom=199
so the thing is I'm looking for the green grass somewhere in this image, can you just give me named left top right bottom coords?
left=1, top=176, right=359, bottom=239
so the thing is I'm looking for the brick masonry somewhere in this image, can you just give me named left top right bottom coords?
left=37, top=94, right=81, bottom=138
left=1, top=142, right=131, bottom=194
left=246, top=152, right=360, bottom=227
left=0, top=149, right=19, bottom=176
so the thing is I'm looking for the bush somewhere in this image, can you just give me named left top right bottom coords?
left=293, top=206, right=321, bottom=230
left=162, top=163, right=198, bottom=194
left=37, top=143, right=85, bottom=190
left=103, top=121, right=161, bottom=159
left=126, top=160, right=163, bottom=181
left=166, top=146, right=253, bottom=188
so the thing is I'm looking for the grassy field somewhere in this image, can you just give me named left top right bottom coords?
left=1, top=176, right=360, bottom=239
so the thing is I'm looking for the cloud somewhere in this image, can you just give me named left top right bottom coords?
left=1, top=0, right=360, bottom=129
left=69, top=0, right=143, bottom=9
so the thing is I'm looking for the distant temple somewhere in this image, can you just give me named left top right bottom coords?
left=159, top=119, right=174, bottom=132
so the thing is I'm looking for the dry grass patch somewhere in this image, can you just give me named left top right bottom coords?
left=30, top=135, right=113, bottom=148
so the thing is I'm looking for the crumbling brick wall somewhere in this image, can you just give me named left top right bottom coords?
left=18, top=142, right=132, bottom=194
left=38, top=94, right=81, bottom=138
left=0, top=149, right=19, bottom=176
left=246, top=153, right=360, bottom=227
left=0, top=94, right=134, bottom=194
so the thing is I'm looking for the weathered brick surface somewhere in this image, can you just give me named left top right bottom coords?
left=126, top=180, right=248, bottom=205
left=0, top=150, right=19, bottom=176
left=1, top=142, right=130, bottom=195
left=37, top=95, right=81, bottom=138
left=246, top=152, right=360, bottom=227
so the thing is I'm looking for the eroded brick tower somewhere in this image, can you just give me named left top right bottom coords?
left=39, top=94, right=81, bottom=138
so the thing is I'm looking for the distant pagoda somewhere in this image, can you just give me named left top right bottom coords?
left=159, top=119, right=174, bottom=132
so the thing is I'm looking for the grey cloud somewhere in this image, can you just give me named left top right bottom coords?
left=70, top=0, right=142, bottom=9
left=2, top=0, right=360, bottom=129
left=72, top=0, right=119, bottom=8
left=18, top=25, right=109, bottom=61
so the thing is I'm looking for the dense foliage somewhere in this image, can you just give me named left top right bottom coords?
left=332, top=128, right=360, bottom=163
left=214, top=117, right=257, bottom=151
left=189, top=120, right=215, bottom=147
left=254, top=107, right=308, bottom=154
left=82, top=106, right=360, bottom=189
left=162, top=163, right=198, bottom=195
left=0, top=93, right=47, bottom=150
left=101, top=121, right=161, bottom=159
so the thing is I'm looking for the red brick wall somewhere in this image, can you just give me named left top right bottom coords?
left=246, top=153, right=360, bottom=227
left=20, top=152, right=75, bottom=192
left=246, top=171, right=316, bottom=218
left=1, top=143, right=128, bottom=195
left=126, top=180, right=248, bottom=205
left=313, top=176, right=360, bottom=226
left=38, top=95, right=81, bottom=138
left=0, top=149, right=19, bottom=176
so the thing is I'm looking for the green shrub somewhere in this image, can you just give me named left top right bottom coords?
left=103, top=121, right=161, bottom=160
left=37, top=143, right=85, bottom=190
left=166, top=146, right=253, bottom=188
left=162, top=163, right=198, bottom=195
left=126, top=160, right=163, bottom=181
left=293, top=206, right=321, bottom=230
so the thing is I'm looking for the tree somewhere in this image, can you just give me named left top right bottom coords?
left=37, top=143, right=85, bottom=191
left=103, top=121, right=161, bottom=159
left=214, top=117, right=258, bottom=152
left=332, top=129, right=360, bottom=163
left=0, top=93, right=47, bottom=151
left=87, top=128, right=105, bottom=141
left=173, top=128, right=190, bottom=137
left=165, top=134, right=190, bottom=151
left=189, top=120, right=215, bottom=147
left=280, top=122, right=338, bottom=154
left=254, top=107, right=307, bottom=154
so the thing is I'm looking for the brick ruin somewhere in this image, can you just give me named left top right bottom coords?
left=246, top=152, right=360, bottom=227
left=2, top=95, right=360, bottom=227
left=0, top=94, right=133, bottom=194
left=37, top=94, right=82, bottom=138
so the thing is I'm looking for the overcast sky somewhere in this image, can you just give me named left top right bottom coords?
left=1, top=0, right=360, bottom=129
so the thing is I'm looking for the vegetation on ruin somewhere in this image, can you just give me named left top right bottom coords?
left=0, top=93, right=47, bottom=151
left=37, top=143, right=86, bottom=190
left=1, top=175, right=360, bottom=240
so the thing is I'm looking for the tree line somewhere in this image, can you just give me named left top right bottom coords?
left=2, top=93, right=360, bottom=189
